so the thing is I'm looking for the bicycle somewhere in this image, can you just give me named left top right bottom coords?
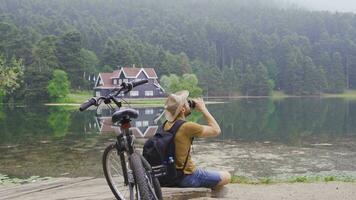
left=79, top=79, right=162, bottom=200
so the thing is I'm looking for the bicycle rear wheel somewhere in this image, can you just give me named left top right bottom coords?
left=140, top=154, right=162, bottom=200
left=103, top=143, right=133, bottom=200
left=130, top=152, right=155, bottom=200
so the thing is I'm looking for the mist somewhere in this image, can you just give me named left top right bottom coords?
left=286, top=0, right=356, bottom=13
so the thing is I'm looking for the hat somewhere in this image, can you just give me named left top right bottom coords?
left=164, top=90, right=189, bottom=122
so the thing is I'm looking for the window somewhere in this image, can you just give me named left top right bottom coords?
left=96, top=91, right=101, bottom=97
left=145, top=109, right=153, bottom=115
left=135, top=78, right=142, bottom=82
left=130, top=91, right=139, bottom=96
left=123, top=79, right=128, bottom=83
left=135, top=121, right=142, bottom=127
left=145, top=91, right=153, bottom=96
left=119, top=79, right=122, bottom=85
left=142, top=121, right=149, bottom=127
left=113, top=79, right=117, bottom=85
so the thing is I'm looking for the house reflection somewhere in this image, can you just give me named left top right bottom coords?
left=94, top=107, right=164, bottom=138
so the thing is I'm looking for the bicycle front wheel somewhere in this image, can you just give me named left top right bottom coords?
left=103, top=143, right=133, bottom=200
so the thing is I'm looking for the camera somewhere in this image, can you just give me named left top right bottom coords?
left=187, top=99, right=196, bottom=109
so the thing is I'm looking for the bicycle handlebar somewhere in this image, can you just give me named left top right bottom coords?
left=79, top=79, right=149, bottom=112
left=79, top=97, right=97, bottom=111
left=120, top=79, right=148, bottom=91
left=132, top=79, right=148, bottom=87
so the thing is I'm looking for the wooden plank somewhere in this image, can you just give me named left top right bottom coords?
left=0, top=177, right=95, bottom=199
left=0, top=178, right=211, bottom=200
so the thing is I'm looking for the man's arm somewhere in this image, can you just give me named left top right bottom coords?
left=194, top=98, right=221, bottom=137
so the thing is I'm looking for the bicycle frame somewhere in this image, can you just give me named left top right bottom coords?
left=115, top=119, right=135, bottom=186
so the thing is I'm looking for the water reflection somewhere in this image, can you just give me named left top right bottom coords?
left=207, top=98, right=356, bottom=144
left=0, top=98, right=356, bottom=179
left=90, top=107, right=164, bottom=138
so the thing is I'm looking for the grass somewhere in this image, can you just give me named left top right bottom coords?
left=271, top=90, right=356, bottom=99
left=66, top=90, right=93, bottom=103
left=271, top=91, right=291, bottom=99
left=0, top=173, right=51, bottom=185
left=322, top=90, right=356, bottom=99
left=230, top=175, right=356, bottom=185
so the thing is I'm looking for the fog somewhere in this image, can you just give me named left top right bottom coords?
left=286, top=0, right=356, bottom=13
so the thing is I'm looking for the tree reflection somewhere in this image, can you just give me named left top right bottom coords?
left=47, top=107, right=71, bottom=137
left=208, top=98, right=356, bottom=144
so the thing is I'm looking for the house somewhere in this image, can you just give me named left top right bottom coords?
left=94, top=67, right=165, bottom=98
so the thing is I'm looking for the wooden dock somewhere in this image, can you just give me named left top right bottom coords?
left=0, top=177, right=210, bottom=200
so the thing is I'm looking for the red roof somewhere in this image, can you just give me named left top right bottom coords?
left=98, top=73, right=114, bottom=88
left=120, top=67, right=158, bottom=78
left=122, top=67, right=142, bottom=77
left=144, top=68, right=158, bottom=78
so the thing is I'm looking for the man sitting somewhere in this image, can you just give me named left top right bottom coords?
left=163, top=90, right=231, bottom=189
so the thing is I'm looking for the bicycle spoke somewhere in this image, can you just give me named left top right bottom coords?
left=104, top=145, right=133, bottom=200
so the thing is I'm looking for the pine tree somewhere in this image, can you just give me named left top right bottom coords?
left=302, top=56, right=326, bottom=95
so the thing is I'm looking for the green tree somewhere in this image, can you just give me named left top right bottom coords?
left=1, top=0, right=356, bottom=95
left=180, top=52, right=192, bottom=74
left=222, top=67, right=239, bottom=96
left=160, top=74, right=203, bottom=97
left=302, top=56, right=327, bottom=95
left=31, top=36, right=59, bottom=72
left=56, top=30, right=84, bottom=89
left=282, top=48, right=305, bottom=95
left=195, top=63, right=223, bottom=96
left=241, top=63, right=271, bottom=96
left=0, top=22, right=20, bottom=60
left=78, top=48, right=99, bottom=88
left=0, top=56, right=24, bottom=97
left=161, top=51, right=182, bottom=75
left=101, top=38, right=137, bottom=68
left=329, top=52, right=346, bottom=93
left=47, top=70, right=70, bottom=99
left=23, top=36, right=59, bottom=101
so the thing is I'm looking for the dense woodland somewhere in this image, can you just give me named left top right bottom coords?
left=1, top=0, right=356, bottom=102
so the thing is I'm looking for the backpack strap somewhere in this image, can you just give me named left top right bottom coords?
left=181, top=137, right=194, bottom=173
left=164, top=119, right=186, bottom=156
left=164, top=119, right=193, bottom=174
left=166, top=119, right=186, bottom=135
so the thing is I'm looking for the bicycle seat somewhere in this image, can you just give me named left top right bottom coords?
left=112, top=108, right=139, bottom=123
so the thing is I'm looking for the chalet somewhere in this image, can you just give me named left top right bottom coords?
left=94, top=67, right=165, bottom=98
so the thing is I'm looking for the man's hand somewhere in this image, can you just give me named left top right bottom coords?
left=192, top=97, right=221, bottom=137
left=193, top=97, right=207, bottom=112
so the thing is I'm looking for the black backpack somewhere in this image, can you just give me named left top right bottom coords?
left=142, top=119, right=192, bottom=186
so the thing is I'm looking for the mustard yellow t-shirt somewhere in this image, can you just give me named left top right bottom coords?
left=164, top=118, right=204, bottom=174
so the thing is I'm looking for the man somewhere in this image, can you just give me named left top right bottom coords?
left=164, top=90, right=231, bottom=189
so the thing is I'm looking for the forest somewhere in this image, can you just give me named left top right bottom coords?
left=0, top=0, right=356, bottom=102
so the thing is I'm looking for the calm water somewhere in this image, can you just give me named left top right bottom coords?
left=1, top=98, right=356, bottom=180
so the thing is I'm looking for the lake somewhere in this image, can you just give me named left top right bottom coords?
left=1, top=98, right=356, bottom=181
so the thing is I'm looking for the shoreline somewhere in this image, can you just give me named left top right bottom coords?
left=2, top=173, right=355, bottom=186
left=1, top=90, right=356, bottom=106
